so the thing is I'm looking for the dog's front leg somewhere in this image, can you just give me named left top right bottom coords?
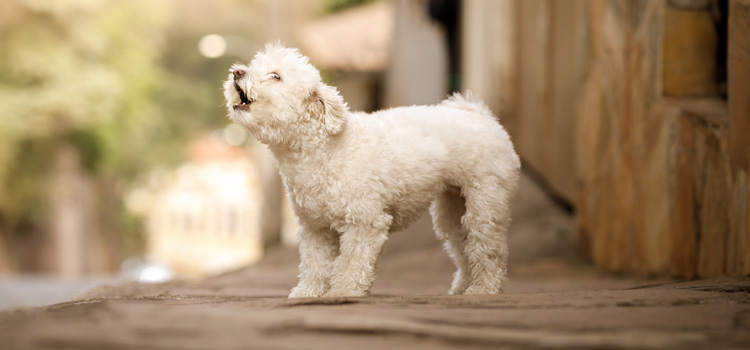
left=289, top=227, right=339, bottom=298
left=323, top=225, right=389, bottom=297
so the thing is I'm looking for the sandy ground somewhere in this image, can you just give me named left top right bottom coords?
left=1, top=174, right=749, bottom=349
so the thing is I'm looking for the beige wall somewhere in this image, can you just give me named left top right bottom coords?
left=384, top=0, right=448, bottom=107
left=461, top=0, right=586, bottom=202
left=461, top=0, right=516, bottom=128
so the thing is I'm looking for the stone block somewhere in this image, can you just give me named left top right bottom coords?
left=729, top=1, right=750, bottom=172
left=669, top=110, right=698, bottom=277
left=679, top=106, right=730, bottom=277
left=728, top=0, right=750, bottom=276
left=663, top=6, right=720, bottom=97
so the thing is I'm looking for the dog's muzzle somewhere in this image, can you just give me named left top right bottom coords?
left=232, top=69, right=254, bottom=111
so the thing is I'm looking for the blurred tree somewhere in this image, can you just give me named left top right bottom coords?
left=325, top=0, right=379, bottom=14
left=0, top=0, right=229, bottom=272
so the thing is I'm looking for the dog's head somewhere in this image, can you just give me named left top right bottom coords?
left=224, top=44, right=347, bottom=148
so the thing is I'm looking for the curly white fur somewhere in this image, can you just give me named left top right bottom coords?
left=224, top=44, right=521, bottom=297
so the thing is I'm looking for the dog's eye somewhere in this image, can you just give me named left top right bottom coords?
left=271, top=73, right=281, bottom=81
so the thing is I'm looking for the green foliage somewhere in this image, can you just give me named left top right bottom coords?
left=0, top=137, right=57, bottom=230
left=324, top=0, right=379, bottom=14
left=0, top=0, right=228, bottom=253
left=66, top=129, right=104, bottom=173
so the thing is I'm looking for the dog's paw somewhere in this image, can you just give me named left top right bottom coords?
left=448, top=271, right=471, bottom=295
left=463, top=284, right=505, bottom=295
left=448, top=288, right=465, bottom=295
left=288, top=286, right=326, bottom=298
left=321, top=288, right=367, bottom=298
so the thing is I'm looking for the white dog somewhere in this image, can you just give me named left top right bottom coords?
left=224, top=44, right=520, bottom=297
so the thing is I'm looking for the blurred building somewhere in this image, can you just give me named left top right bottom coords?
left=140, top=135, right=263, bottom=277
left=299, top=1, right=393, bottom=112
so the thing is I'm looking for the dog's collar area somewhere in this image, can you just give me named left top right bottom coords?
left=233, top=82, right=254, bottom=109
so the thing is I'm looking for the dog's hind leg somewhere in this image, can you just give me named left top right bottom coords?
left=289, top=227, right=339, bottom=298
left=430, top=187, right=471, bottom=295
left=460, top=178, right=516, bottom=294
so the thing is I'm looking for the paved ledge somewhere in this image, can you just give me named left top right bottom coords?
left=1, top=281, right=749, bottom=349
left=2, top=244, right=748, bottom=350
left=2, top=174, right=748, bottom=349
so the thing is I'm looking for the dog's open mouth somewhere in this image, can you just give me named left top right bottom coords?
left=233, top=82, right=254, bottom=110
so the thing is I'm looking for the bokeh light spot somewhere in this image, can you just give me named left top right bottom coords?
left=222, top=123, right=248, bottom=146
left=198, top=34, right=227, bottom=58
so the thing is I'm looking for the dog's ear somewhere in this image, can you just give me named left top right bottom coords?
left=307, top=84, right=347, bottom=136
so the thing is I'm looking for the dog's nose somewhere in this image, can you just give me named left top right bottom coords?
left=233, top=69, right=245, bottom=79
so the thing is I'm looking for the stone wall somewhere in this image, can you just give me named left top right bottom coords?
left=463, top=0, right=749, bottom=277
left=727, top=0, right=750, bottom=275
left=385, top=0, right=448, bottom=107
left=514, top=0, right=589, bottom=202
left=576, top=0, right=749, bottom=277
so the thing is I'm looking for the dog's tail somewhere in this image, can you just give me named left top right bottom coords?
left=440, top=91, right=498, bottom=120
